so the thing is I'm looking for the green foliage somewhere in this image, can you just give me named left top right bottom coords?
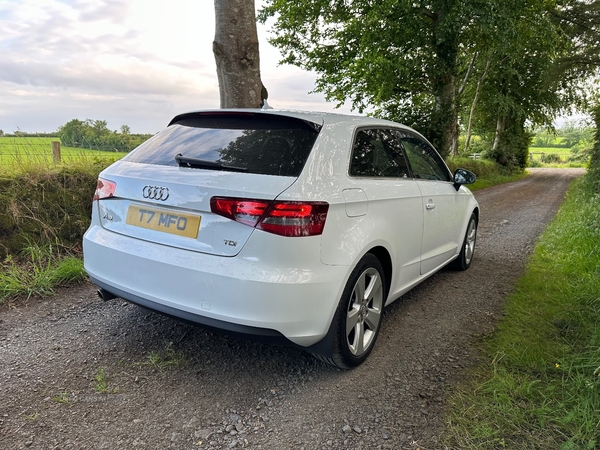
left=528, top=121, right=594, bottom=167
left=94, top=367, right=113, bottom=394
left=0, top=246, right=86, bottom=302
left=140, top=343, right=187, bottom=371
left=447, top=157, right=526, bottom=189
left=0, top=141, right=115, bottom=301
left=260, top=0, right=598, bottom=164
left=57, top=118, right=151, bottom=152
left=446, top=175, right=600, bottom=449
left=540, top=153, right=563, bottom=164
left=483, top=118, right=532, bottom=169
left=0, top=164, right=104, bottom=258
left=260, top=0, right=503, bottom=155
left=551, top=0, right=600, bottom=84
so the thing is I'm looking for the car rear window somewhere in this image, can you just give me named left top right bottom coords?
left=123, top=113, right=321, bottom=177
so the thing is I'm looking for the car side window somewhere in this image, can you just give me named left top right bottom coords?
left=399, top=136, right=451, bottom=181
left=350, top=129, right=410, bottom=178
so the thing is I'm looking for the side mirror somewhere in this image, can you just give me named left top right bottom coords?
left=453, top=168, right=476, bottom=190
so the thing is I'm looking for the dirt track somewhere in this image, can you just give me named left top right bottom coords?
left=0, top=168, right=585, bottom=449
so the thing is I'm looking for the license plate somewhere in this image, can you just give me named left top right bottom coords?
left=126, top=204, right=201, bottom=239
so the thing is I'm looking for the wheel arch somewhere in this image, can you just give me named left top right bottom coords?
left=367, top=245, right=392, bottom=298
left=472, top=206, right=480, bottom=223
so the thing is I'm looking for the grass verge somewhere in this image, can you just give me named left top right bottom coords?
left=445, top=174, right=600, bottom=449
left=447, top=157, right=528, bottom=191
left=0, top=244, right=87, bottom=301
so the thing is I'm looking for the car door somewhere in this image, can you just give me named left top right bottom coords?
left=347, top=128, right=424, bottom=295
left=398, top=132, right=463, bottom=275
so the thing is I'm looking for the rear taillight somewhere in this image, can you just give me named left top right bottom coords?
left=93, top=178, right=116, bottom=200
left=210, top=197, right=329, bottom=237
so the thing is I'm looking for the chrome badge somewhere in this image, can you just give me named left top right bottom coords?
left=142, top=185, right=170, bottom=201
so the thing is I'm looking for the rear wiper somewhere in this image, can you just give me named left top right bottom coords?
left=174, top=153, right=247, bottom=172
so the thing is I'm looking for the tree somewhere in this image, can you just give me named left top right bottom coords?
left=468, top=0, right=569, bottom=168
left=463, top=0, right=600, bottom=169
left=260, top=0, right=511, bottom=156
left=260, top=0, right=599, bottom=165
left=57, top=119, right=150, bottom=152
left=58, top=119, right=86, bottom=146
left=551, top=0, right=600, bottom=84
left=213, top=0, right=267, bottom=108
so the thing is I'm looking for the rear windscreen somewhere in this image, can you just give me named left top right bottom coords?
left=123, top=113, right=321, bottom=177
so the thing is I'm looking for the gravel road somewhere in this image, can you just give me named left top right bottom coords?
left=0, top=168, right=585, bottom=450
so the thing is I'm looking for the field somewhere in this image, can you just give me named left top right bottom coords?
left=0, top=137, right=126, bottom=171
left=529, top=146, right=573, bottom=160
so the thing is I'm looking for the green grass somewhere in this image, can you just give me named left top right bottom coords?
left=446, top=174, right=600, bottom=449
left=140, top=344, right=187, bottom=371
left=529, top=147, right=573, bottom=156
left=0, top=139, right=112, bottom=303
left=0, top=137, right=125, bottom=172
left=528, top=147, right=588, bottom=168
left=0, top=243, right=87, bottom=302
left=94, top=368, right=108, bottom=393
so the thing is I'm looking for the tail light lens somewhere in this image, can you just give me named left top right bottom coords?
left=93, top=178, right=116, bottom=200
left=210, top=197, right=329, bottom=237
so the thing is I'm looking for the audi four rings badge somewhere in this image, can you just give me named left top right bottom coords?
left=142, top=185, right=170, bottom=201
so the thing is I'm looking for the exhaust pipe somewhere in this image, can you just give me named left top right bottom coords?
left=97, top=288, right=117, bottom=301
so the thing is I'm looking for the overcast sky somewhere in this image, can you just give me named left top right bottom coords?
left=0, top=0, right=354, bottom=134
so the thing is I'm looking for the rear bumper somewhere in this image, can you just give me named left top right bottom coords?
left=83, top=224, right=349, bottom=347
left=92, top=277, right=292, bottom=345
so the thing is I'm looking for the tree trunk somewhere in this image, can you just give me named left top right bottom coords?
left=492, top=115, right=506, bottom=154
left=465, top=57, right=491, bottom=151
left=429, top=6, right=459, bottom=158
left=213, top=0, right=267, bottom=108
left=432, top=74, right=457, bottom=158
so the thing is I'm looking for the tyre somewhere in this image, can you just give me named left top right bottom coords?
left=450, top=212, right=477, bottom=271
left=323, top=254, right=386, bottom=369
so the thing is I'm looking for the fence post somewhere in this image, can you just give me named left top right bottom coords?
left=52, top=141, right=61, bottom=164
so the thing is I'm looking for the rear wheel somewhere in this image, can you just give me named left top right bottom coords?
left=324, top=254, right=386, bottom=369
left=450, top=213, right=477, bottom=271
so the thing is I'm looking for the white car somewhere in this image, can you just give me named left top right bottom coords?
left=83, top=109, right=479, bottom=368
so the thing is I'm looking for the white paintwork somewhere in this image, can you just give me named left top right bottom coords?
left=83, top=109, right=479, bottom=348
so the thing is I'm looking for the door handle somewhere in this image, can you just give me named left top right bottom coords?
left=425, top=203, right=436, bottom=210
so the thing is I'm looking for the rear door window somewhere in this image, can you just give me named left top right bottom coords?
left=350, top=129, right=410, bottom=178
left=124, top=113, right=321, bottom=177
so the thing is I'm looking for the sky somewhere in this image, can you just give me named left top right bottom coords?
left=0, top=0, right=353, bottom=135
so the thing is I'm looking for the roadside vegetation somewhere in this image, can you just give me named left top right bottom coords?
left=0, top=135, right=125, bottom=301
left=527, top=121, right=594, bottom=168
left=445, top=109, right=600, bottom=448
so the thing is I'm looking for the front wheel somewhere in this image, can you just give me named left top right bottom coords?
left=324, top=254, right=387, bottom=369
left=450, top=213, right=477, bottom=271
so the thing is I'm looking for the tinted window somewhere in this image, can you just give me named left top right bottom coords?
left=350, top=129, right=410, bottom=178
left=399, top=135, right=451, bottom=181
left=124, top=114, right=320, bottom=177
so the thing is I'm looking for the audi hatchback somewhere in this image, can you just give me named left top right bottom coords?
left=83, top=109, right=479, bottom=368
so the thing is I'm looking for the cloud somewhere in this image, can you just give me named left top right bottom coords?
left=0, top=0, right=351, bottom=134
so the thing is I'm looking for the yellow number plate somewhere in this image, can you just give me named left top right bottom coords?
left=126, top=205, right=201, bottom=239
